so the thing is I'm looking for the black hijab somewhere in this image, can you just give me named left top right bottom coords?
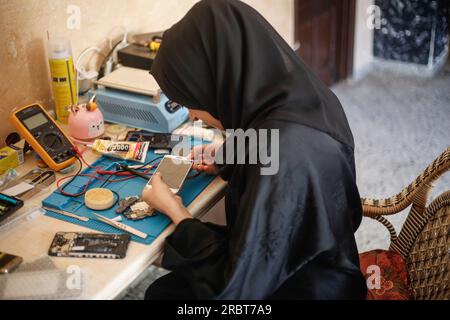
left=151, top=0, right=354, bottom=148
left=149, top=0, right=365, bottom=300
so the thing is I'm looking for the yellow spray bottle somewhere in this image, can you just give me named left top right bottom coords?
left=48, top=38, right=77, bottom=124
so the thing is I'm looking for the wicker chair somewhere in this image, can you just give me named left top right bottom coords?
left=361, top=147, right=450, bottom=300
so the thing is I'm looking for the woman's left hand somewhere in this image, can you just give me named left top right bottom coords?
left=141, top=172, right=192, bottom=225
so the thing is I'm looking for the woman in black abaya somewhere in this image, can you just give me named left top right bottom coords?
left=141, top=0, right=367, bottom=300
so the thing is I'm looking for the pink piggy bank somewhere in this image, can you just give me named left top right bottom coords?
left=68, top=101, right=105, bottom=141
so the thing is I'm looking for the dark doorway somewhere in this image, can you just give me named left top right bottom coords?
left=295, top=0, right=356, bottom=86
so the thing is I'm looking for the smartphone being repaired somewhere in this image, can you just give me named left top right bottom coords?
left=145, top=155, right=193, bottom=194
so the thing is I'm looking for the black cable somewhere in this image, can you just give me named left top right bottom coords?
left=98, top=170, right=124, bottom=209
left=110, top=190, right=121, bottom=207
left=59, top=156, right=188, bottom=206
left=99, top=157, right=164, bottom=207
left=97, top=40, right=125, bottom=80
left=135, top=156, right=164, bottom=170
left=99, top=172, right=115, bottom=188
left=59, top=156, right=84, bottom=197
left=186, top=171, right=202, bottom=180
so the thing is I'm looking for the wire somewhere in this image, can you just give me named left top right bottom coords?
left=110, top=190, right=121, bottom=208
left=56, top=148, right=164, bottom=198
left=97, top=40, right=124, bottom=80
left=108, top=26, right=128, bottom=49
left=58, top=144, right=208, bottom=198
left=98, top=174, right=121, bottom=209
left=76, top=47, right=103, bottom=75
left=75, top=46, right=106, bottom=100
left=186, top=171, right=202, bottom=180
left=135, top=156, right=164, bottom=170
left=58, top=157, right=84, bottom=197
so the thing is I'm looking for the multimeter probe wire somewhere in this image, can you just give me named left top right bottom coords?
left=56, top=146, right=163, bottom=198
left=56, top=145, right=201, bottom=199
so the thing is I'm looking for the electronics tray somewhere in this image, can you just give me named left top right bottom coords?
left=42, top=147, right=215, bottom=245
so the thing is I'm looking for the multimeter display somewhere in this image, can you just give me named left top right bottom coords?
left=23, top=113, right=49, bottom=130
left=10, top=104, right=76, bottom=171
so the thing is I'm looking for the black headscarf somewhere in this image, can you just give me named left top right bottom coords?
left=151, top=0, right=354, bottom=148
left=148, top=0, right=365, bottom=300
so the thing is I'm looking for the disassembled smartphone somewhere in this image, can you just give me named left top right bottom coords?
left=48, top=232, right=131, bottom=259
left=0, top=252, right=23, bottom=274
left=145, top=155, right=193, bottom=194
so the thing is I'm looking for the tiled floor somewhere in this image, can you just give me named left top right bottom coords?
left=119, top=61, right=450, bottom=299
left=334, top=62, right=450, bottom=254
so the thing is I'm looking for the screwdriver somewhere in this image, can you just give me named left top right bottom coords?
left=116, top=164, right=151, bottom=181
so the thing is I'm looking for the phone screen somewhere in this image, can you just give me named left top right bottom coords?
left=154, top=156, right=193, bottom=190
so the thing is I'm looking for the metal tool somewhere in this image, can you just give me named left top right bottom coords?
left=21, top=170, right=55, bottom=200
left=43, top=207, right=90, bottom=222
left=3, top=169, right=56, bottom=200
left=93, top=213, right=147, bottom=239
left=116, top=164, right=150, bottom=181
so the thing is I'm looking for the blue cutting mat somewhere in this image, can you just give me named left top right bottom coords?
left=42, top=147, right=215, bottom=245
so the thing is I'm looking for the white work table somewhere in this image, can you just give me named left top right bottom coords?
left=0, top=133, right=227, bottom=300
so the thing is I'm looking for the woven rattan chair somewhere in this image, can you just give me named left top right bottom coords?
left=361, top=147, right=450, bottom=300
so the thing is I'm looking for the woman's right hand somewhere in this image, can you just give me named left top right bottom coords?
left=189, top=143, right=221, bottom=175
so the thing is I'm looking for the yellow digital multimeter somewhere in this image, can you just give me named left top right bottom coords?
left=10, top=103, right=77, bottom=171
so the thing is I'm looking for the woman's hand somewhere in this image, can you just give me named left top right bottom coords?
left=189, top=143, right=221, bottom=175
left=141, top=173, right=192, bottom=225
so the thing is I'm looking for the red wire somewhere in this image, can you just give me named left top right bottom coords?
left=56, top=146, right=159, bottom=197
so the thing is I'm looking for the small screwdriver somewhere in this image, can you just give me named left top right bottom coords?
left=116, top=164, right=151, bottom=181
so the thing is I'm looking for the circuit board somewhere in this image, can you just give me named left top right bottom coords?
left=48, top=232, right=130, bottom=259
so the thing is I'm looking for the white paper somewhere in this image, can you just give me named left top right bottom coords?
left=2, top=182, right=34, bottom=197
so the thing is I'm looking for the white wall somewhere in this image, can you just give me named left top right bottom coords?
left=353, top=0, right=374, bottom=80
left=0, top=0, right=294, bottom=146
